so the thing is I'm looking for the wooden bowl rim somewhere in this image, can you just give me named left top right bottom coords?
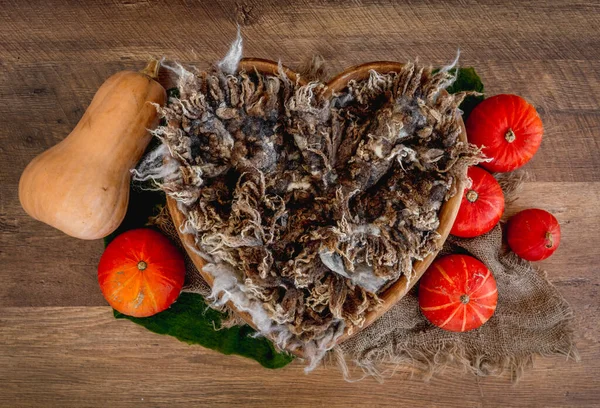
left=167, top=58, right=467, bottom=351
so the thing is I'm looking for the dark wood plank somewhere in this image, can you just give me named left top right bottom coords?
left=1, top=0, right=600, bottom=64
left=0, top=306, right=597, bottom=408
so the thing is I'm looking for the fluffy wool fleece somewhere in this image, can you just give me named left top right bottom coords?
left=134, top=46, right=481, bottom=368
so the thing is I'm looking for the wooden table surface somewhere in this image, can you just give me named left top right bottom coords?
left=1, top=1, right=599, bottom=406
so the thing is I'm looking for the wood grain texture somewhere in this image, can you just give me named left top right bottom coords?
left=1, top=0, right=599, bottom=406
left=0, top=305, right=598, bottom=408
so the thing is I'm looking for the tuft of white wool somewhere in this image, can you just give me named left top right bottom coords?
left=218, top=26, right=243, bottom=74
left=276, top=60, right=293, bottom=87
left=437, top=49, right=461, bottom=91
left=367, top=69, right=389, bottom=92
left=319, top=251, right=388, bottom=293
left=131, top=144, right=179, bottom=186
left=160, top=61, right=199, bottom=96
left=440, top=48, right=461, bottom=74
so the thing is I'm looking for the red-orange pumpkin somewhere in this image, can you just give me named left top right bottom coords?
left=450, top=166, right=505, bottom=238
left=98, top=228, right=186, bottom=317
left=466, top=94, right=543, bottom=173
left=419, top=254, right=498, bottom=332
left=506, top=208, right=560, bottom=261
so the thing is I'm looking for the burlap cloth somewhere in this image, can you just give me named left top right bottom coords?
left=149, top=172, right=578, bottom=381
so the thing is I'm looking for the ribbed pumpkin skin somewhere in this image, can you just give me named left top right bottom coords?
left=419, top=254, right=498, bottom=332
left=450, top=166, right=505, bottom=238
left=466, top=94, right=543, bottom=173
left=18, top=68, right=166, bottom=239
left=507, top=208, right=561, bottom=261
left=98, top=229, right=185, bottom=317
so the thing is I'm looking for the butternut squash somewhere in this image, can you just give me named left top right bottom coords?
left=19, top=60, right=166, bottom=240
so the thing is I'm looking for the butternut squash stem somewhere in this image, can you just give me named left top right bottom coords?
left=140, top=59, right=160, bottom=80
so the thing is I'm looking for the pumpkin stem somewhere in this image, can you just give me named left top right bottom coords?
left=137, top=261, right=148, bottom=271
left=505, top=128, right=516, bottom=143
left=545, top=232, right=554, bottom=249
left=460, top=294, right=470, bottom=304
left=466, top=190, right=479, bottom=203
left=140, top=59, right=161, bottom=80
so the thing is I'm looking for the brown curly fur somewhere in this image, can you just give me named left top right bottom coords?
left=139, top=62, right=481, bottom=346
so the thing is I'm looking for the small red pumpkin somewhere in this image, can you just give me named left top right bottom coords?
left=466, top=94, right=543, bottom=172
left=419, top=254, right=498, bottom=332
left=450, top=166, right=505, bottom=238
left=506, top=208, right=560, bottom=261
left=98, top=228, right=186, bottom=317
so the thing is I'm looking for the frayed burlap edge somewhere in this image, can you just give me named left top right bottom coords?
left=330, top=250, right=580, bottom=383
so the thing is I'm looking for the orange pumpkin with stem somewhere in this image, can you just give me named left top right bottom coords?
left=450, top=166, right=505, bottom=238
left=466, top=94, right=543, bottom=173
left=506, top=208, right=561, bottom=261
left=419, top=254, right=498, bottom=332
left=98, top=228, right=186, bottom=317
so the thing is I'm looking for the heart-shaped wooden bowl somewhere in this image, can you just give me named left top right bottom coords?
left=167, top=58, right=467, bottom=349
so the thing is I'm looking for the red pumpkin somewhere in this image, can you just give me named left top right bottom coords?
left=419, top=254, right=498, bottom=332
left=506, top=208, right=560, bottom=261
left=466, top=94, right=543, bottom=172
left=450, top=166, right=505, bottom=238
left=98, top=228, right=186, bottom=317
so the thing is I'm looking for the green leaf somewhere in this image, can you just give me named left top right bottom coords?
left=446, top=67, right=485, bottom=121
left=114, top=292, right=294, bottom=369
